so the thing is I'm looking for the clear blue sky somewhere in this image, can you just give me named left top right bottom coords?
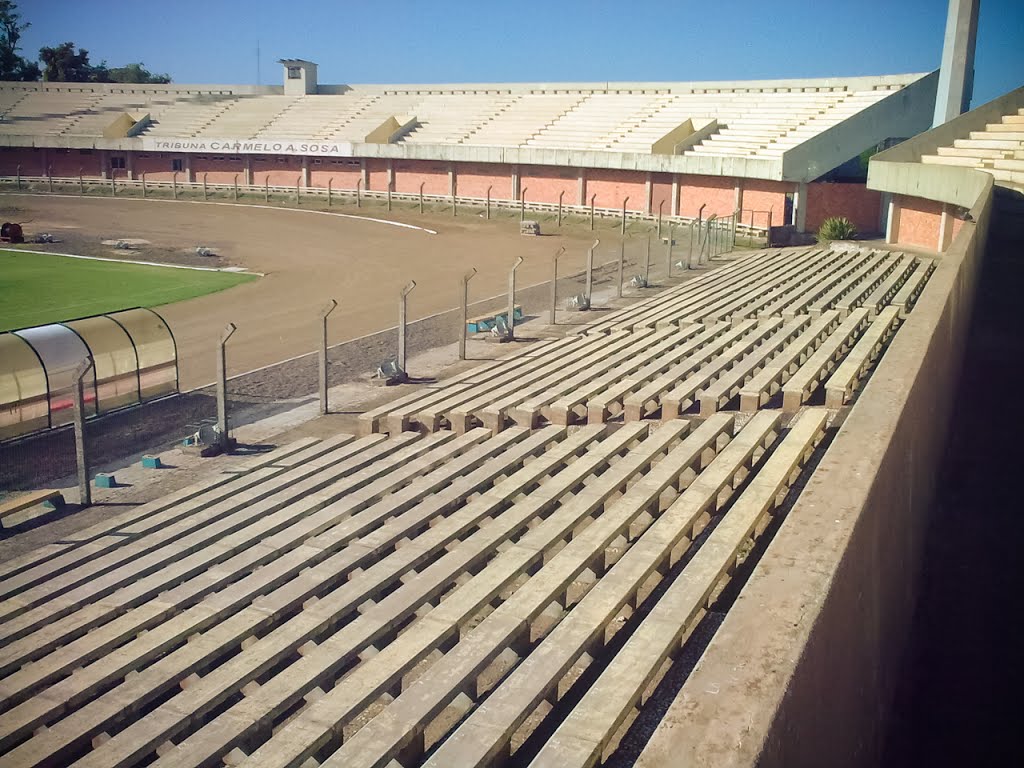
left=17, top=0, right=1024, bottom=106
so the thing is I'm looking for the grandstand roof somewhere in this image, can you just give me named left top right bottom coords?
left=0, top=72, right=939, bottom=181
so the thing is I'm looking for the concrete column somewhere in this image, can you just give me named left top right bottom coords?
left=794, top=181, right=808, bottom=233
left=878, top=192, right=891, bottom=233
left=184, top=154, right=194, bottom=183
left=578, top=169, right=587, bottom=206
left=511, top=165, right=520, bottom=201
left=359, top=159, right=368, bottom=189
left=644, top=172, right=653, bottom=216
left=386, top=159, right=395, bottom=192
left=933, top=0, right=980, bottom=127
left=302, top=156, right=310, bottom=187
left=885, top=196, right=901, bottom=245
left=671, top=175, right=680, bottom=216
left=72, top=359, right=92, bottom=507
left=938, top=203, right=954, bottom=252
left=97, top=149, right=107, bottom=179
left=448, top=163, right=456, bottom=196
left=126, top=150, right=135, bottom=181
left=734, top=178, right=744, bottom=213
left=243, top=156, right=253, bottom=185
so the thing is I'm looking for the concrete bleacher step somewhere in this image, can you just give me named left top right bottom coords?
left=824, top=307, right=901, bottom=408
left=526, top=408, right=828, bottom=768
left=781, top=308, right=870, bottom=412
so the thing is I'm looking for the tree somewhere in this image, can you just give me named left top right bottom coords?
left=39, top=42, right=106, bottom=82
left=106, top=62, right=171, bottom=84
left=0, top=0, right=40, bottom=80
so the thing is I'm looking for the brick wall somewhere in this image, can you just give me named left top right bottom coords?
left=308, top=160, right=361, bottom=190
left=679, top=175, right=735, bottom=218
left=134, top=154, right=182, bottom=181
left=251, top=155, right=303, bottom=187
left=895, top=194, right=943, bottom=250
left=806, top=182, right=882, bottom=234
left=191, top=155, right=246, bottom=184
left=651, top=173, right=673, bottom=217
left=584, top=168, right=646, bottom=210
left=394, top=160, right=449, bottom=195
left=741, top=179, right=789, bottom=229
left=454, top=163, right=512, bottom=200
left=519, top=165, right=578, bottom=205
left=364, top=159, right=387, bottom=192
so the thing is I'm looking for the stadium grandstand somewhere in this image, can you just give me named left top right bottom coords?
left=0, top=64, right=938, bottom=235
left=1, top=0, right=1022, bottom=766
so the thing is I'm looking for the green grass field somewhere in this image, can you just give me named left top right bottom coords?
left=0, top=250, right=257, bottom=331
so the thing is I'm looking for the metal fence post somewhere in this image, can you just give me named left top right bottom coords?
left=520, top=188, right=528, bottom=222
left=398, top=280, right=416, bottom=371
left=264, top=179, right=270, bottom=203
left=558, top=190, right=564, bottom=227
left=327, top=178, right=333, bottom=207
left=172, top=172, right=178, bottom=200
left=620, top=196, right=629, bottom=236
left=507, top=256, right=524, bottom=339
left=79, top=167, right=84, bottom=195
left=419, top=182, right=425, bottom=214
left=643, top=235, right=651, bottom=284
left=203, top=173, right=209, bottom=201
left=666, top=224, right=674, bottom=278
left=589, top=194, right=596, bottom=230
left=459, top=268, right=477, bottom=360
left=452, top=188, right=457, bottom=218
left=486, top=185, right=492, bottom=220
left=617, top=238, right=625, bottom=298
left=73, top=358, right=93, bottom=507
left=217, top=323, right=237, bottom=453
left=110, top=174, right=116, bottom=197
left=15, top=164, right=21, bottom=190
left=141, top=172, right=147, bottom=198
left=318, top=300, right=337, bottom=415
left=356, top=178, right=362, bottom=208
left=386, top=182, right=392, bottom=212
left=657, top=200, right=664, bottom=239
left=48, top=165, right=53, bottom=193
left=233, top=174, right=239, bottom=201
left=585, top=239, right=599, bottom=306
left=296, top=176, right=301, bottom=206
left=550, top=246, right=564, bottom=324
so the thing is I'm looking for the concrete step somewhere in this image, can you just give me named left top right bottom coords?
left=954, top=138, right=1023, bottom=151
left=969, top=130, right=1024, bottom=142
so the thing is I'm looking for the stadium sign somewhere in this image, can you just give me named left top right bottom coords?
left=142, top=138, right=355, bottom=157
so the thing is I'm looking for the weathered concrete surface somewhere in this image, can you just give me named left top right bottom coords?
left=637, top=163, right=993, bottom=767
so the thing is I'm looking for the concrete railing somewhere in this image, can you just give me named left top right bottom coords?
left=637, top=94, right=998, bottom=767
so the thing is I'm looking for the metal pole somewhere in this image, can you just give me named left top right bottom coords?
left=264, top=179, right=269, bottom=203
left=616, top=238, right=625, bottom=298
left=172, top=172, right=178, bottom=200
left=356, top=178, right=362, bottom=208
left=141, top=172, right=147, bottom=198
left=203, top=173, right=208, bottom=201
left=233, top=174, right=239, bottom=201
left=459, top=268, right=477, bottom=360
left=666, top=224, right=673, bottom=278
left=486, top=185, right=492, bottom=221
left=590, top=194, right=596, bottom=230
left=398, top=280, right=416, bottom=371
left=72, top=358, right=93, bottom=507
left=110, top=174, right=116, bottom=197
left=217, top=322, right=237, bottom=453
left=387, top=183, right=392, bottom=212
left=688, top=221, right=695, bottom=268
left=620, top=196, right=629, bottom=236
left=419, top=182, right=425, bottom=214
left=585, top=239, right=599, bottom=305
left=558, top=190, right=564, bottom=227
left=657, top=200, right=664, bottom=239
left=327, top=178, right=333, bottom=207
left=296, top=176, right=301, bottom=206
left=318, top=300, right=337, bottom=415
left=643, top=235, right=651, bottom=284
left=15, top=164, right=20, bottom=190
left=452, top=188, right=457, bottom=218
left=550, top=246, right=564, bottom=324
left=48, top=165, right=53, bottom=193
left=79, top=168, right=84, bottom=195
left=520, top=188, right=527, bottom=222
left=507, top=256, right=524, bottom=339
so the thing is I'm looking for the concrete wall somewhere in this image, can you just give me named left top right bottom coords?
left=639, top=111, right=996, bottom=768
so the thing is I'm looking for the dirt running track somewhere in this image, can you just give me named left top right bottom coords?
left=6, top=195, right=605, bottom=389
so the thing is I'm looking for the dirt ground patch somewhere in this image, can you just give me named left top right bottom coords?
left=2, top=194, right=652, bottom=390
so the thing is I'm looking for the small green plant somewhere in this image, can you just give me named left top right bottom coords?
left=816, top=216, right=858, bottom=243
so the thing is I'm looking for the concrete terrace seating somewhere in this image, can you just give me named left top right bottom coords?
left=1, top=237, right=936, bottom=767
left=139, top=95, right=240, bottom=138
left=921, top=107, right=1024, bottom=190
left=461, top=93, right=585, bottom=147
left=0, top=91, right=101, bottom=135
left=198, top=95, right=295, bottom=139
